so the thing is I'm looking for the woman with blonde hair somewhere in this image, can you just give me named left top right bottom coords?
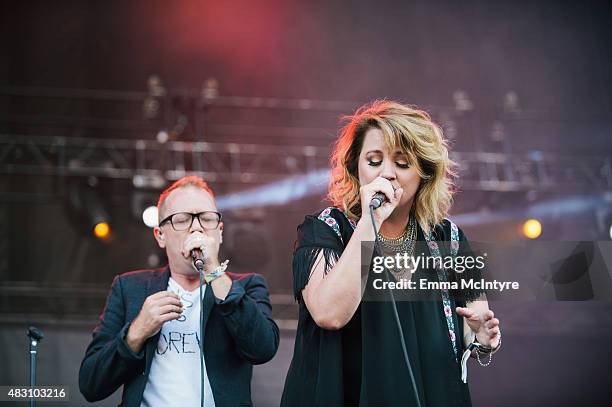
left=281, top=100, right=501, bottom=406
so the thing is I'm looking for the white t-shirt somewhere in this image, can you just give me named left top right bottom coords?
left=141, top=278, right=215, bottom=407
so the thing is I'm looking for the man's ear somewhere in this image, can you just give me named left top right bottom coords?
left=153, top=226, right=166, bottom=248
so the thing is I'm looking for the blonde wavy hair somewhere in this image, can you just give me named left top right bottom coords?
left=328, top=100, right=456, bottom=234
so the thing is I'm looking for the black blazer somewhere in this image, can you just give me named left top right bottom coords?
left=79, top=267, right=279, bottom=407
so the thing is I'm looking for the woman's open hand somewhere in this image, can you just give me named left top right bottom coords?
left=456, top=307, right=500, bottom=349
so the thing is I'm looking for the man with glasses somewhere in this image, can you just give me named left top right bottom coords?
left=79, top=176, right=279, bottom=407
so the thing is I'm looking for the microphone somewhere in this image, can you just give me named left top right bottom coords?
left=27, top=326, right=44, bottom=341
left=191, top=249, right=205, bottom=272
left=370, top=192, right=388, bottom=209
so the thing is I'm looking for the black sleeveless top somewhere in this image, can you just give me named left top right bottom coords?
left=281, top=207, right=484, bottom=407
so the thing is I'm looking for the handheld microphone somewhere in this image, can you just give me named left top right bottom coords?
left=191, top=249, right=205, bottom=272
left=370, top=192, right=388, bottom=209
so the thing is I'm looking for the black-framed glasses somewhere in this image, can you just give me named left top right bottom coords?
left=159, top=211, right=222, bottom=231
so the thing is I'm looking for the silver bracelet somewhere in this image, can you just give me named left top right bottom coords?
left=472, top=331, right=502, bottom=367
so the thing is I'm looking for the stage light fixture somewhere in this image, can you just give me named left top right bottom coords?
left=94, top=222, right=111, bottom=239
left=523, top=219, right=542, bottom=239
left=156, top=130, right=169, bottom=144
left=66, top=179, right=112, bottom=239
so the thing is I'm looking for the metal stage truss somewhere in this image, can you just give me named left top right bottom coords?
left=2, top=84, right=610, bottom=194
left=0, top=133, right=610, bottom=194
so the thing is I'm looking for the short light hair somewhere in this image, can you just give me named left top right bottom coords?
left=157, top=176, right=215, bottom=220
left=328, top=100, right=456, bottom=234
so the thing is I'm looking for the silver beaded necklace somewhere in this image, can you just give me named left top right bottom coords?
left=377, top=216, right=417, bottom=281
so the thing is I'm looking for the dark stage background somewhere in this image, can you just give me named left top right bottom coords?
left=1, top=1, right=611, bottom=406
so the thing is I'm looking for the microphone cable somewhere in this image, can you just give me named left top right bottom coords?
left=193, top=255, right=205, bottom=407
left=369, top=205, right=422, bottom=407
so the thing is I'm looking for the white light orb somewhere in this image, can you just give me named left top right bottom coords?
left=142, top=206, right=159, bottom=228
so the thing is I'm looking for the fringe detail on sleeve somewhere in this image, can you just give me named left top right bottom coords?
left=448, top=236, right=487, bottom=304
left=449, top=266, right=486, bottom=303
left=292, top=246, right=341, bottom=303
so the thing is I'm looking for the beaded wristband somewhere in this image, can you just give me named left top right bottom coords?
left=204, top=260, right=229, bottom=284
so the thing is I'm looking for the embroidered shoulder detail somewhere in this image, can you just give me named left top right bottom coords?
left=317, top=207, right=356, bottom=239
